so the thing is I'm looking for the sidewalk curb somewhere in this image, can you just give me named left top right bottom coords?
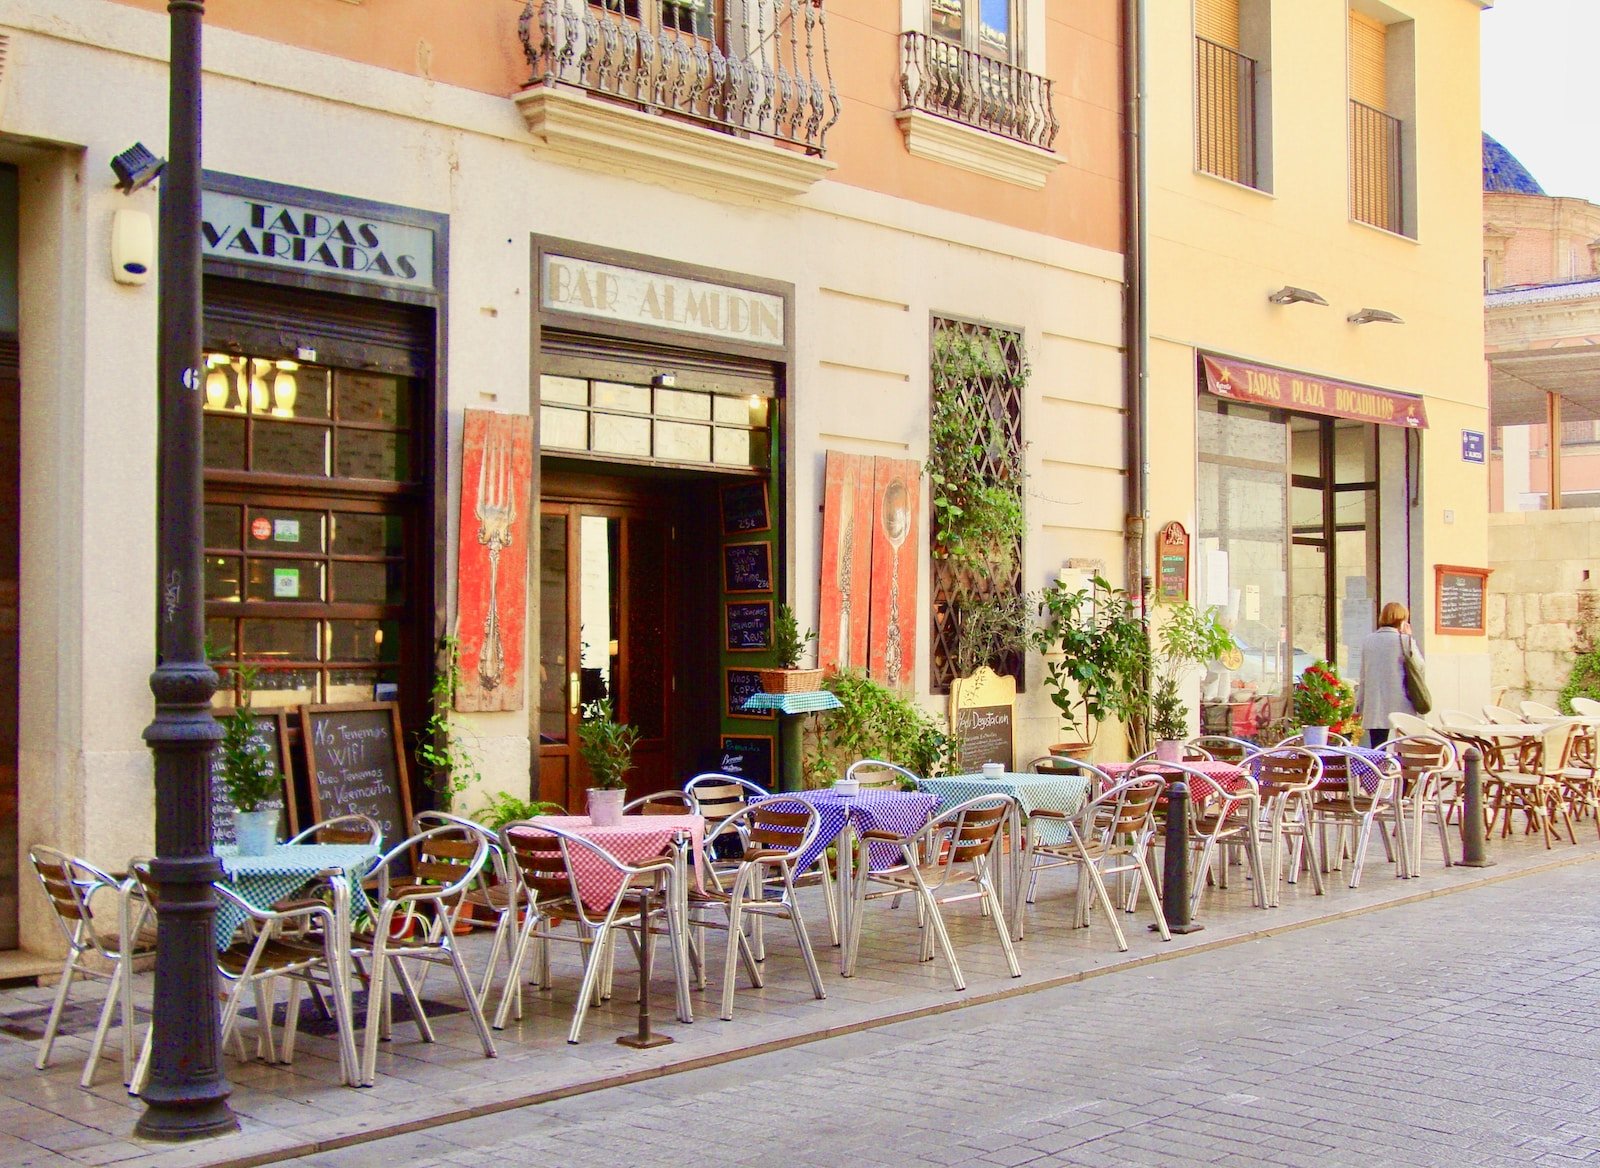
left=179, top=848, right=1600, bottom=1168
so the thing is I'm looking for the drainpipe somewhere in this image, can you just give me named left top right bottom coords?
left=1122, top=0, right=1148, bottom=607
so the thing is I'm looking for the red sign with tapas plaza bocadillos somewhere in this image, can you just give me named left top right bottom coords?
left=1200, top=354, right=1428, bottom=429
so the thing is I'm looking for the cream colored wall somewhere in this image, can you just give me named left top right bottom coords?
left=1145, top=0, right=1491, bottom=722
left=0, top=0, right=1126, bottom=947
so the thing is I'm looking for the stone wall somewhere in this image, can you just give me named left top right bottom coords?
left=1487, top=511, right=1600, bottom=707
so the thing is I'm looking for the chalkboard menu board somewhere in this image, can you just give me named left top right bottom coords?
left=723, top=542, right=773, bottom=593
left=210, top=710, right=294, bottom=849
left=720, top=481, right=770, bottom=535
left=301, top=702, right=413, bottom=859
left=1435, top=565, right=1490, bottom=635
left=725, top=600, right=773, bottom=652
left=954, top=704, right=1015, bottom=773
left=719, top=734, right=774, bottom=790
left=726, top=668, right=773, bottom=720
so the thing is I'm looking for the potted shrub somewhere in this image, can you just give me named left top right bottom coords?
left=1149, top=603, right=1238, bottom=761
left=1293, top=661, right=1357, bottom=746
left=803, top=669, right=961, bottom=789
left=577, top=699, right=640, bottom=825
left=1033, top=574, right=1147, bottom=756
left=949, top=590, right=1032, bottom=686
left=219, top=677, right=279, bottom=855
left=758, top=603, right=822, bottom=694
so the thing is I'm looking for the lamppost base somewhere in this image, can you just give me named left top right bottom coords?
left=134, top=1100, right=239, bottom=1143
left=617, top=1033, right=675, bottom=1049
left=1456, top=859, right=1496, bottom=869
left=1152, top=922, right=1204, bottom=934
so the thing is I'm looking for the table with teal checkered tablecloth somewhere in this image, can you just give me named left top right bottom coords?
left=214, top=844, right=381, bottom=949
left=918, top=773, right=1091, bottom=846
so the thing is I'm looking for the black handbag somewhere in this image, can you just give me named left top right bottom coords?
left=1402, top=634, right=1432, bottom=715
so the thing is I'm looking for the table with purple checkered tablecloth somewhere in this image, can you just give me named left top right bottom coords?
left=789, top=788, right=939, bottom=975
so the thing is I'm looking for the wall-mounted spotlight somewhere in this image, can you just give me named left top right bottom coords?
left=110, top=142, right=166, bottom=194
left=1346, top=307, right=1405, bottom=325
left=651, top=372, right=677, bottom=388
left=1267, top=285, right=1329, bottom=306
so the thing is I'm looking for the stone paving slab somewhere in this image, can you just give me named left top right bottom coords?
left=0, top=827, right=1594, bottom=1168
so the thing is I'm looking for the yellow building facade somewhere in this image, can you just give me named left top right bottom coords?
left=1145, top=0, right=1492, bottom=735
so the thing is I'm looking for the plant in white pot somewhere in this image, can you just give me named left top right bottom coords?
left=578, top=699, right=640, bottom=826
left=219, top=679, right=280, bottom=855
left=1149, top=602, right=1237, bottom=761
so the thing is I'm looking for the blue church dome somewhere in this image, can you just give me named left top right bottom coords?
left=1483, top=133, right=1545, bottom=195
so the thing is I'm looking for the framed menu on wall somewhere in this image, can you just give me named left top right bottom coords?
left=725, top=668, right=774, bottom=720
left=1434, top=565, right=1491, bottom=636
left=720, top=480, right=770, bottom=535
left=725, top=600, right=773, bottom=652
left=722, top=542, right=773, bottom=593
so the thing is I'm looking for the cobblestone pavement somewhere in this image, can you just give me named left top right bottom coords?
left=284, top=861, right=1600, bottom=1168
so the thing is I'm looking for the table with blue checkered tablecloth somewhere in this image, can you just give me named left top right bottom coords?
left=214, top=844, right=381, bottom=949
left=918, top=773, right=1091, bottom=847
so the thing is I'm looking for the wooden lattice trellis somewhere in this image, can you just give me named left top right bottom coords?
left=928, top=316, right=1026, bottom=695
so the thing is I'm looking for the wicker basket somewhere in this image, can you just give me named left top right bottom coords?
left=757, top=668, right=825, bottom=694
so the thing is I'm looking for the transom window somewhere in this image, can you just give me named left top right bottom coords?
left=540, top=374, right=771, bottom=471
left=202, top=352, right=414, bottom=482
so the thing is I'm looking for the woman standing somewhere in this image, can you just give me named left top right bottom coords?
left=1357, top=601, right=1421, bottom=748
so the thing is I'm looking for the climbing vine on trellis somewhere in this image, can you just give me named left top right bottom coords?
left=925, top=318, right=1028, bottom=693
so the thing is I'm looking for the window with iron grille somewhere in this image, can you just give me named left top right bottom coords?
left=927, top=316, right=1026, bottom=695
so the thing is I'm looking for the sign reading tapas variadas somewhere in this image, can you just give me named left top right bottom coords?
left=1200, top=354, right=1427, bottom=429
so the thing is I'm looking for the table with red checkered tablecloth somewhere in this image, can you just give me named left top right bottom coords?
left=511, top=815, right=704, bottom=914
left=1099, top=760, right=1248, bottom=803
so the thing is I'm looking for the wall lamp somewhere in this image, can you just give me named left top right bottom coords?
left=1347, top=307, right=1405, bottom=325
left=110, top=142, right=166, bottom=193
left=1267, top=285, right=1329, bottom=306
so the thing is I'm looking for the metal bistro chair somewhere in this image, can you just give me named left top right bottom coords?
left=1485, top=721, right=1580, bottom=850
left=410, top=810, right=519, bottom=1008
left=845, top=793, right=1021, bottom=991
left=622, top=791, right=696, bottom=815
left=1188, top=736, right=1257, bottom=764
left=845, top=758, right=923, bottom=790
left=126, top=858, right=363, bottom=1093
left=1307, top=747, right=1404, bottom=886
left=1381, top=735, right=1459, bottom=874
left=1023, top=777, right=1168, bottom=951
left=686, top=798, right=828, bottom=1021
left=493, top=821, right=694, bottom=1044
left=28, top=846, right=155, bottom=1088
left=1242, top=748, right=1324, bottom=908
left=687, top=773, right=842, bottom=950
left=348, top=824, right=498, bottom=1085
left=1172, top=761, right=1268, bottom=916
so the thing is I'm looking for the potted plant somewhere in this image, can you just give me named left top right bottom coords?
left=949, top=590, right=1032, bottom=685
left=471, top=791, right=564, bottom=830
left=1293, top=661, right=1357, bottom=746
left=758, top=603, right=822, bottom=694
left=1033, top=574, right=1147, bottom=755
left=577, top=699, right=640, bottom=825
left=1149, top=603, right=1238, bottom=761
left=802, top=669, right=961, bottom=789
left=219, top=672, right=279, bottom=855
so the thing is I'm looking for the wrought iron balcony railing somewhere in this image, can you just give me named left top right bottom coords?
left=899, top=31, right=1057, bottom=151
left=1194, top=36, right=1257, bottom=188
left=519, top=0, right=840, bottom=156
left=1350, top=99, right=1404, bottom=234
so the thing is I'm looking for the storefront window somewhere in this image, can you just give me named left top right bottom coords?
left=1198, top=399, right=1381, bottom=737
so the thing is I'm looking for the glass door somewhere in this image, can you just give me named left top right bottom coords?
left=537, top=501, right=670, bottom=811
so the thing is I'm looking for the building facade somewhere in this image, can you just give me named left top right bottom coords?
left=0, top=0, right=1127, bottom=954
left=1144, top=0, right=1493, bottom=737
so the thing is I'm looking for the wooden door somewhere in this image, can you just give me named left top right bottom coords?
left=536, top=498, right=670, bottom=811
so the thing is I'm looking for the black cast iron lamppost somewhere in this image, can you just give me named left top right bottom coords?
left=136, top=0, right=238, bottom=1141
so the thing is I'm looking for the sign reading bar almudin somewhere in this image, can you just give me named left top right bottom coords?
left=201, top=188, right=437, bottom=290
left=542, top=254, right=785, bottom=348
left=1201, top=353, right=1428, bottom=429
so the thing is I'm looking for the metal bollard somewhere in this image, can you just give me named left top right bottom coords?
left=1156, top=778, right=1203, bottom=934
left=1458, top=748, right=1495, bottom=869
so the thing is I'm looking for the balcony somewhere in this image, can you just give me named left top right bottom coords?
left=1194, top=36, right=1257, bottom=189
left=514, top=0, right=840, bottom=200
left=896, top=31, right=1060, bottom=189
left=1350, top=99, right=1404, bottom=235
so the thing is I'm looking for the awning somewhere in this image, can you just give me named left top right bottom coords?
left=1200, top=353, right=1428, bottom=429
